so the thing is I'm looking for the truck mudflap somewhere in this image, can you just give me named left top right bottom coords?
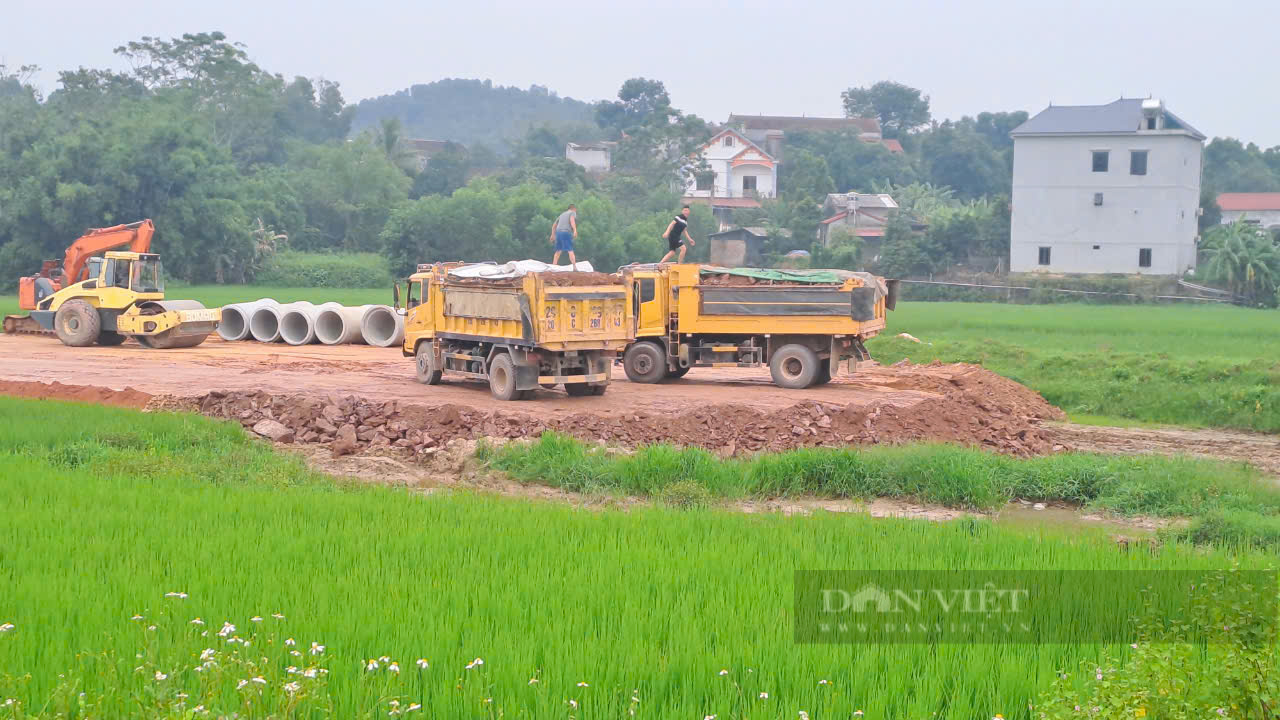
left=538, top=371, right=610, bottom=384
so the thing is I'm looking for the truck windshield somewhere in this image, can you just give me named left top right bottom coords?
left=131, top=258, right=164, bottom=293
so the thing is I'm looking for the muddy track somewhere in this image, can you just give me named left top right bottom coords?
left=1046, top=422, right=1280, bottom=478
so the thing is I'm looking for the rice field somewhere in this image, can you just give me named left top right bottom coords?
left=0, top=398, right=1273, bottom=718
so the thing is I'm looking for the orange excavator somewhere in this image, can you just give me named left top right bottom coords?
left=5, top=220, right=157, bottom=335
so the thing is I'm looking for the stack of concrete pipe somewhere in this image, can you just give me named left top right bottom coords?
left=217, top=299, right=404, bottom=347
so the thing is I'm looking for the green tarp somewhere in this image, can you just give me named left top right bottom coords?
left=698, top=266, right=846, bottom=284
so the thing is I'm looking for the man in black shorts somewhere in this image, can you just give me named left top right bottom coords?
left=659, top=205, right=695, bottom=263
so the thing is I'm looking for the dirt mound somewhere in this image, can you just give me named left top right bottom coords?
left=183, top=362, right=1062, bottom=458
left=0, top=380, right=152, bottom=409
left=699, top=273, right=839, bottom=287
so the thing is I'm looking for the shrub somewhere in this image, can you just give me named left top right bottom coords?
left=657, top=479, right=713, bottom=509
left=253, top=251, right=391, bottom=288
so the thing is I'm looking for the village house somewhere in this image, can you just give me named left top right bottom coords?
left=816, top=193, right=899, bottom=246
left=564, top=141, right=616, bottom=172
left=1216, top=193, right=1280, bottom=230
left=1009, top=98, right=1204, bottom=275
left=681, top=127, right=778, bottom=204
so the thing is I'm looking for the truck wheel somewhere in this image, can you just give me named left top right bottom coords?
left=488, top=352, right=521, bottom=401
left=667, top=365, right=691, bottom=380
left=97, top=331, right=128, bottom=346
left=54, top=300, right=100, bottom=347
left=564, top=382, right=594, bottom=397
left=770, top=344, right=820, bottom=389
left=415, top=343, right=442, bottom=385
left=623, top=341, right=667, bottom=383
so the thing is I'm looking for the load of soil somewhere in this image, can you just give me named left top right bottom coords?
left=698, top=273, right=840, bottom=288
left=446, top=271, right=623, bottom=288
left=179, top=363, right=1064, bottom=458
left=0, top=380, right=152, bottom=409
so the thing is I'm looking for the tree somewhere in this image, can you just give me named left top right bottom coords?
left=841, top=81, right=931, bottom=137
left=595, top=77, right=673, bottom=133
left=919, top=124, right=1009, bottom=199
left=875, top=211, right=937, bottom=278
left=972, top=111, right=1029, bottom=150
left=1199, top=187, right=1222, bottom=233
left=1199, top=219, right=1280, bottom=306
left=779, top=149, right=835, bottom=203
left=783, top=130, right=917, bottom=193
left=411, top=142, right=471, bottom=198
left=375, top=117, right=415, bottom=173
left=1203, top=138, right=1280, bottom=193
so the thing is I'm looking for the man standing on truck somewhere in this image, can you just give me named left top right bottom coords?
left=550, top=204, right=578, bottom=267
left=659, top=205, right=695, bottom=263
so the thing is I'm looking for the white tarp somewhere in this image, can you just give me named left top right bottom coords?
left=447, top=259, right=594, bottom=279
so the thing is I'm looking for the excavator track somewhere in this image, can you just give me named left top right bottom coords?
left=2, top=315, right=54, bottom=336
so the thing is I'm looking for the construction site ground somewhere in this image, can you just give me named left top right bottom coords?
left=1, top=332, right=1277, bottom=476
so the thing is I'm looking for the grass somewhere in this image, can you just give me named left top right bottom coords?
left=1, top=397, right=1273, bottom=718
left=870, top=302, right=1280, bottom=432
left=486, top=432, right=1280, bottom=520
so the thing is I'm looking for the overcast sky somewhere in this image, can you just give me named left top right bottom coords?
left=6, top=0, right=1278, bottom=145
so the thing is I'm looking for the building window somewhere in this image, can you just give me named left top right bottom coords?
left=638, top=278, right=656, bottom=303
left=1094, top=192, right=1104, bottom=206
left=1092, top=150, right=1109, bottom=172
left=695, top=173, right=712, bottom=192
left=742, top=175, right=757, bottom=193
left=1146, top=116, right=1157, bottom=130
left=1138, top=248, right=1152, bottom=268
left=1130, top=150, right=1148, bottom=176
left=723, top=136, right=734, bottom=147
left=1038, top=247, right=1051, bottom=266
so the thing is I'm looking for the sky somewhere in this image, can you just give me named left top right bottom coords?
left=6, top=0, right=1279, bottom=146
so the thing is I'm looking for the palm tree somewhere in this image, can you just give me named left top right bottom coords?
left=374, top=117, right=414, bottom=173
left=1199, top=219, right=1280, bottom=306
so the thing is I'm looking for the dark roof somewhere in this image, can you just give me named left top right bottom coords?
left=728, top=114, right=880, bottom=134
left=1010, top=98, right=1204, bottom=140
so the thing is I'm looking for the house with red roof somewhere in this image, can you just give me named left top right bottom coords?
left=682, top=128, right=777, bottom=200
left=1216, top=193, right=1280, bottom=230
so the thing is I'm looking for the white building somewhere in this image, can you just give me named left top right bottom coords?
left=682, top=128, right=778, bottom=201
left=725, top=114, right=900, bottom=160
left=1009, top=98, right=1205, bottom=275
left=565, top=141, right=616, bottom=173
left=1217, top=193, right=1280, bottom=230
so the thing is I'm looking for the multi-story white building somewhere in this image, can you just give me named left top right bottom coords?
left=681, top=128, right=778, bottom=201
left=1009, top=98, right=1205, bottom=275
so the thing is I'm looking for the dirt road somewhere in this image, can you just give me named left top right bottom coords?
left=0, top=333, right=1027, bottom=416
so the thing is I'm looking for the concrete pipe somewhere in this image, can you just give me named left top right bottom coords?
left=217, top=299, right=279, bottom=341
left=360, top=305, right=405, bottom=347
left=315, top=304, right=373, bottom=345
left=279, top=301, right=342, bottom=346
left=249, top=301, right=314, bottom=343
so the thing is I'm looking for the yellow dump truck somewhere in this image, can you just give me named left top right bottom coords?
left=399, top=263, right=631, bottom=400
left=620, top=264, right=897, bottom=388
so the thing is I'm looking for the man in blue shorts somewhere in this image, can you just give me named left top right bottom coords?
left=550, top=204, right=578, bottom=266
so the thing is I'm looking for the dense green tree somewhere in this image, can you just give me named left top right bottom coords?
left=1202, top=138, right=1280, bottom=193
left=411, top=143, right=471, bottom=198
left=594, top=77, right=673, bottom=133
left=1199, top=219, right=1280, bottom=306
left=840, top=81, right=931, bottom=137
left=919, top=124, right=1009, bottom=199
left=875, top=211, right=938, bottom=278
left=779, top=149, right=835, bottom=203
left=284, top=136, right=411, bottom=251
left=784, top=130, right=917, bottom=193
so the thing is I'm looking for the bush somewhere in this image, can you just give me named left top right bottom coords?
left=657, top=479, right=713, bottom=509
left=1172, top=509, right=1280, bottom=551
left=253, top=251, right=391, bottom=288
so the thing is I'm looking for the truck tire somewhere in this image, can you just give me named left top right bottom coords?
left=54, top=300, right=100, bottom=347
left=97, top=331, right=128, bottom=346
left=488, top=352, right=521, bottom=401
left=415, top=343, right=442, bottom=385
left=667, top=365, right=691, bottom=380
left=770, top=344, right=820, bottom=389
left=623, top=341, right=667, bottom=383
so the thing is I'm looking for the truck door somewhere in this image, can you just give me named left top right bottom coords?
left=633, top=273, right=665, bottom=337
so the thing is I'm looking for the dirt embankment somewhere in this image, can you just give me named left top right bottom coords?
left=141, top=361, right=1062, bottom=459
left=0, top=379, right=152, bottom=409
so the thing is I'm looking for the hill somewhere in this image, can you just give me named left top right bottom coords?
left=352, top=78, right=599, bottom=153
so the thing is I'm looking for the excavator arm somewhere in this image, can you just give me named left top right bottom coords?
left=62, top=219, right=154, bottom=284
